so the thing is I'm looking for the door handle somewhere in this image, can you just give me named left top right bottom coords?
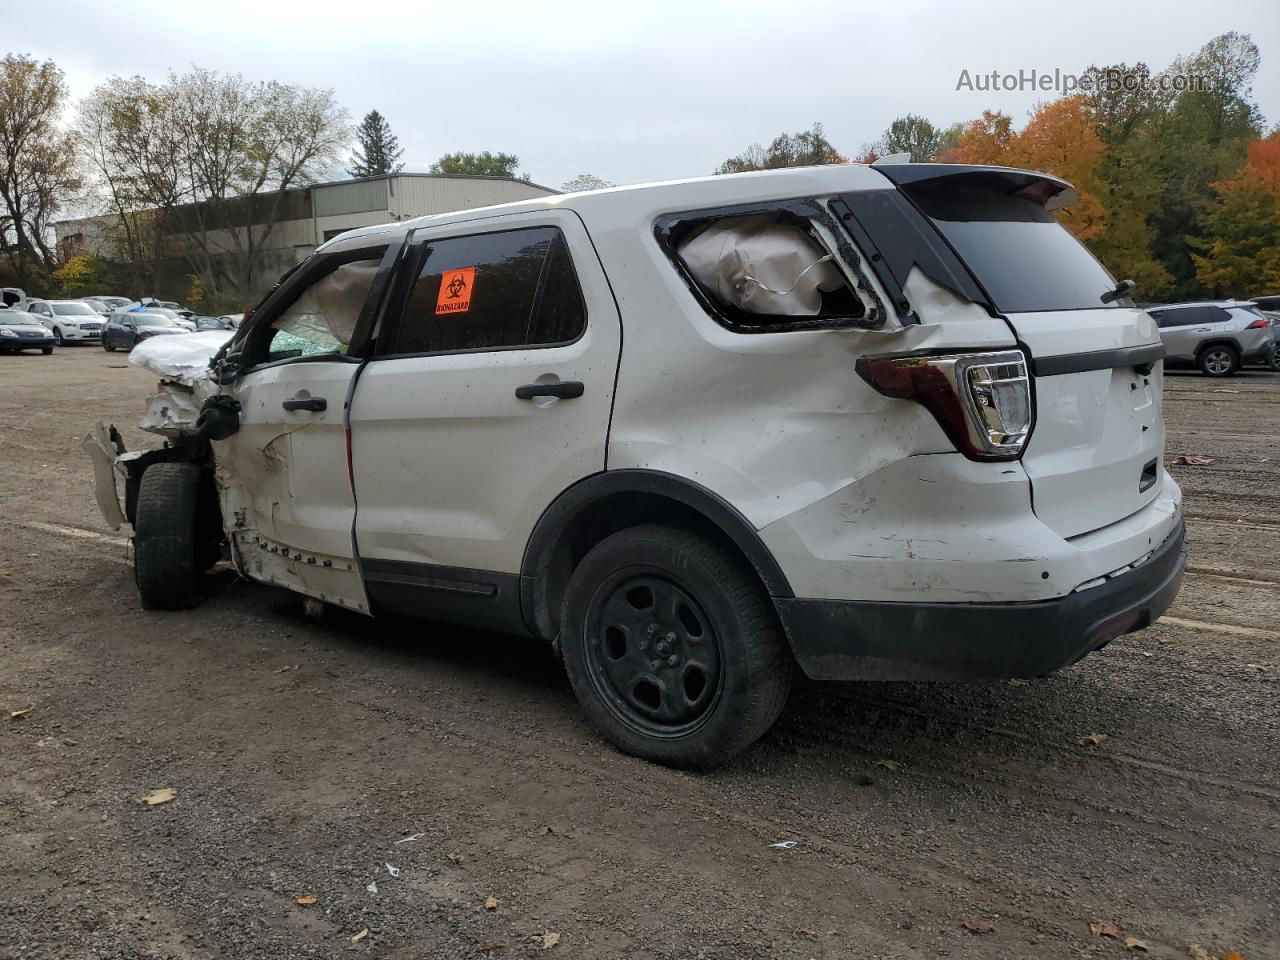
left=282, top=396, right=327, bottom=412
left=515, top=381, right=584, bottom=400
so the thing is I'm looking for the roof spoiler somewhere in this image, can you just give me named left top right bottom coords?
left=871, top=163, right=1079, bottom=211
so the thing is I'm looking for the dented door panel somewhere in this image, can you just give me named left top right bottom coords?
left=215, top=360, right=369, bottom=612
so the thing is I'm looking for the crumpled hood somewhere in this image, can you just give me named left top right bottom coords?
left=128, top=331, right=232, bottom=386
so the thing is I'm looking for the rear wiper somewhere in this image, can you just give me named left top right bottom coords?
left=1100, top=279, right=1137, bottom=304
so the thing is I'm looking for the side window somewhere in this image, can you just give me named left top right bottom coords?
left=260, top=254, right=383, bottom=362
left=1162, top=308, right=1202, bottom=327
left=385, top=226, right=586, bottom=355
left=1205, top=306, right=1233, bottom=325
left=661, top=208, right=871, bottom=332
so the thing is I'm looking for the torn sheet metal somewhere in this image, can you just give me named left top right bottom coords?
left=139, top=383, right=202, bottom=437
left=128, top=331, right=233, bottom=385
left=679, top=215, right=845, bottom=315
left=81, top=422, right=129, bottom=531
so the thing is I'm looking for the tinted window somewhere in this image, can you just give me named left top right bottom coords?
left=903, top=183, right=1120, bottom=313
left=388, top=227, right=586, bottom=355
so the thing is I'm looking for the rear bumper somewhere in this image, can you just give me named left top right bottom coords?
left=776, top=520, right=1186, bottom=681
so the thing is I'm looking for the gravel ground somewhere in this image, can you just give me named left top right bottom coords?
left=2, top=348, right=1277, bottom=960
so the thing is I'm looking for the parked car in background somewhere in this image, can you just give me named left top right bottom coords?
left=88, top=295, right=132, bottom=311
left=22, top=299, right=106, bottom=345
left=1, top=287, right=25, bottom=309
left=102, top=311, right=191, bottom=351
left=0, top=309, right=55, bottom=354
left=193, top=315, right=237, bottom=331
left=218, top=314, right=243, bottom=330
left=1148, top=301, right=1274, bottom=376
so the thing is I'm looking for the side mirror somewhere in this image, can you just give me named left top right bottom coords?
left=210, top=353, right=242, bottom=385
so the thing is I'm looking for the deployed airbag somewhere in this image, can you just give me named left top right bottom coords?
left=678, top=215, right=844, bottom=315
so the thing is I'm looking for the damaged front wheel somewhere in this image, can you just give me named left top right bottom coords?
left=134, top=462, right=214, bottom=610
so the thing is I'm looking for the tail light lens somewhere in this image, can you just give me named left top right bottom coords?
left=855, top=350, right=1032, bottom=461
left=1245, top=316, right=1269, bottom=329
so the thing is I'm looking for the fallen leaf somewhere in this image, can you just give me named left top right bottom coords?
left=1079, top=733, right=1109, bottom=747
left=874, top=759, right=901, bottom=771
left=1090, top=920, right=1120, bottom=938
left=9, top=708, right=32, bottom=720
left=962, top=919, right=994, bottom=935
left=484, top=896, right=500, bottom=911
left=447, top=852, right=465, bottom=863
left=350, top=928, right=368, bottom=943
left=273, top=664, right=298, bottom=674
left=294, top=894, right=316, bottom=906
left=542, top=930, right=561, bottom=950
left=1221, top=951, right=1244, bottom=960
left=1125, top=937, right=1148, bottom=952
left=1171, top=455, right=1215, bottom=466
left=140, top=788, right=176, bottom=806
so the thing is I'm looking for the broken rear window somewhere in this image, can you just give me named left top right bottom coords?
left=660, top=207, right=875, bottom=332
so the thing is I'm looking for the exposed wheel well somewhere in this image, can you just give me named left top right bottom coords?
left=521, top=473, right=792, bottom=642
left=1195, top=339, right=1240, bottom=359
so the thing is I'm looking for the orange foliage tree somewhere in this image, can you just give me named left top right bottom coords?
left=1193, top=133, right=1280, bottom=295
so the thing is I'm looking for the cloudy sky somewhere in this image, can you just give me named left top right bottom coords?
left=9, top=0, right=1279, bottom=189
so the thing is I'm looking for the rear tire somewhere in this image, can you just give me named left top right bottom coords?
left=1198, top=344, right=1239, bottom=377
left=1269, top=343, right=1280, bottom=372
left=134, top=462, right=208, bottom=610
left=41, top=347, right=52, bottom=355
left=559, top=524, right=792, bottom=769
left=103, top=338, right=115, bottom=352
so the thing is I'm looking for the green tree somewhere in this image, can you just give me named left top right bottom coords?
left=715, top=123, right=844, bottom=174
left=348, top=109, right=404, bottom=178
left=561, top=173, right=615, bottom=192
left=430, top=151, right=526, bottom=179
left=873, top=114, right=945, bottom=162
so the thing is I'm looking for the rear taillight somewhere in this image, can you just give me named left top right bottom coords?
left=1245, top=317, right=1269, bottom=329
left=856, top=350, right=1032, bottom=461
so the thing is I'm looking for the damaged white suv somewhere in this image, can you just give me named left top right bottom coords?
left=87, top=163, right=1185, bottom=768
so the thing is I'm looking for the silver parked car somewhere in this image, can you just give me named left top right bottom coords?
left=1148, top=301, right=1275, bottom=377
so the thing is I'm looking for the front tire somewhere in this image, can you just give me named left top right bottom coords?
left=559, top=524, right=792, bottom=769
left=1198, top=344, right=1239, bottom=377
left=41, top=347, right=53, bottom=355
left=52, top=327, right=66, bottom=346
left=134, top=462, right=208, bottom=610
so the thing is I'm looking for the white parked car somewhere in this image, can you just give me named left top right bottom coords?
left=87, top=162, right=1186, bottom=768
left=23, top=299, right=106, bottom=344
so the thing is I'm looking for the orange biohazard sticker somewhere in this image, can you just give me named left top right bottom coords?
left=435, top=267, right=475, bottom=315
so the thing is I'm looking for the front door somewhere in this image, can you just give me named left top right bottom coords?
left=349, top=211, right=621, bottom=629
left=214, top=239, right=391, bottom=613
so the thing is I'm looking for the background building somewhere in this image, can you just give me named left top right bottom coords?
left=53, top=172, right=557, bottom=304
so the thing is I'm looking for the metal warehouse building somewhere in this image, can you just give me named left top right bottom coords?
left=55, top=172, right=558, bottom=279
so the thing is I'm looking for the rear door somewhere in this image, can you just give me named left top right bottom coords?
left=883, top=167, right=1166, bottom=539
left=349, top=210, right=620, bottom=627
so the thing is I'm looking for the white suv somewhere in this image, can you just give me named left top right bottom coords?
left=87, top=162, right=1186, bottom=768
left=24, top=299, right=106, bottom=344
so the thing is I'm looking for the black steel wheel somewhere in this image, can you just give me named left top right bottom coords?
left=584, top=572, right=724, bottom=737
left=560, top=524, right=792, bottom=769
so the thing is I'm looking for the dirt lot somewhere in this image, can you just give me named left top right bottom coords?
left=2, top=346, right=1278, bottom=960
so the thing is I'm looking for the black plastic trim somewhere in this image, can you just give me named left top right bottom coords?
left=775, top=521, right=1185, bottom=682
left=362, top=558, right=528, bottom=635
left=519, top=469, right=795, bottom=641
left=1033, top=342, right=1165, bottom=377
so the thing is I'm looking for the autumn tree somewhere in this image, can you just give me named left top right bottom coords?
left=430, top=151, right=526, bottom=179
left=945, top=111, right=1015, bottom=165
left=1192, top=133, right=1280, bottom=295
left=0, top=54, right=81, bottom=288
left=1005, top=97, right=1108, bottom=241
left=715, top=123, right=844, bottom=174
left=348, top=110, right=404, bottom=178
